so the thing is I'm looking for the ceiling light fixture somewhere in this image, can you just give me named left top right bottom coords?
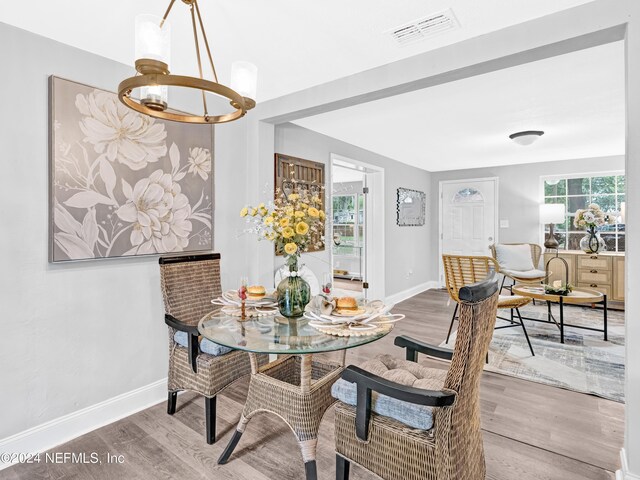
left=509, top=130, right=544, bottom=146
left=118, top=0, right=257, bottom=124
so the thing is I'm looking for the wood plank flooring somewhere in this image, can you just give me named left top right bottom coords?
left=2, top=289, right=623, bottom=480
left=333, top=278, right=363, bottom=292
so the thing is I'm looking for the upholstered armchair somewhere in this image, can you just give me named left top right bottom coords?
left=159, top=253, right=266, bottom=444
left=490, top=243, right=546, bottom=293
left=332, top=273, right=499, bottom=480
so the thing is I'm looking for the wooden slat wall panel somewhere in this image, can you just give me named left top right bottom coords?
left=274, top=153, right=326, bottom=253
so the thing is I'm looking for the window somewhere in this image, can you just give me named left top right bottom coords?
left=453, top=187, right=484, bottom=203
left=543, top=174, right=625, bottom=251
left=332, top=194, right=365, bottom=256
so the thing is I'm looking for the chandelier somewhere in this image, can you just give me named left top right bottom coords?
left=118, top=0, right=257, bottom=124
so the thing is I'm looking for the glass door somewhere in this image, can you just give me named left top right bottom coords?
left=332, top=193, right=364, bottom=282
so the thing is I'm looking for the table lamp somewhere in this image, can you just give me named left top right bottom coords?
left=540, top=203, right=566, bottom=249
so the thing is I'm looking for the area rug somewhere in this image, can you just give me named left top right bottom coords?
left=440, top=303, right=625, bottom=402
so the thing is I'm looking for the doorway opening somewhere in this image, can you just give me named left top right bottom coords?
left=330, top=154, right=385, bottom=301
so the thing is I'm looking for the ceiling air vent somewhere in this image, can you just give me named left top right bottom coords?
left=388, top=9, right=460, bottom=46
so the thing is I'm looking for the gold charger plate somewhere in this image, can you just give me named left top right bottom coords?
left=332, top=307, right=367, bottom=317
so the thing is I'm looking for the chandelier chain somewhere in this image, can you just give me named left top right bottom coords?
left=189, top=2, right=209, bottom=116
left=160, top=0, right=177, bottom=29
left=194, top=0, right=219, bottom=83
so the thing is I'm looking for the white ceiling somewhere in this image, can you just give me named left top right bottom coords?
left=1, top=0, right=618, bottom=172
left=294, top=41, right=625, bottom=172
left=0, top=0, right=594, bottom=102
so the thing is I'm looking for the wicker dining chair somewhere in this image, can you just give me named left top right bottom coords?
left=490, top=243, right=545, bottom=294
left=443, top=254, right=534, bottom=356
left=333, top=272, right=500, bottom=480
left=159, top=253, right=266, bottom=444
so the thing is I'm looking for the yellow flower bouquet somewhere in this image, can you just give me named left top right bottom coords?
left=241, top=190, right=325, bottom=262
left=241, top=189, right=326, bottom=316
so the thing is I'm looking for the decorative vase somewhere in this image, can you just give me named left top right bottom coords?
left=276, top=255, right=311, bottom=317
left=579, top=226, right=605, bottom=254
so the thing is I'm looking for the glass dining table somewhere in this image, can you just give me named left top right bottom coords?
left=198, top=311, right=391, bottom=480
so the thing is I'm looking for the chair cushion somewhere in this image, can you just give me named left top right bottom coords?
left=495, top=244, right=535, bottom=272
left=173, top=331, right=233, bottom=356
left=498, top=295, right=532, bottom=309
left=502, top=268, right=546, bottom=280
left=331, top=354, right=448, bottom=430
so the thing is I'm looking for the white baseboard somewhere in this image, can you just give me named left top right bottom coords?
left=0, top=378, right=167, bottom=470
left=618, top=448, right=640, bottom=480
left=385, top=281, right=439, bottom=306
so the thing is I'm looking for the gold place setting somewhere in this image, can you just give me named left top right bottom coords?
left=303, top=296, right=405, bottom=336
left=211, top=279, right=279, bottom=318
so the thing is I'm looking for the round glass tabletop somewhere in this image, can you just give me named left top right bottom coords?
left=198, top=311, right=390, bottom=355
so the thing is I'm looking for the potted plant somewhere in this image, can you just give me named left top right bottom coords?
left=544, top=280, right=573, bottom=296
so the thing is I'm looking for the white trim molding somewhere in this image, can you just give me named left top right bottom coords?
left=617, top=448, right=640, bottom=480
left=385, top=281, right=438, bottom=306
left=0, top=378, right=167, bottom=471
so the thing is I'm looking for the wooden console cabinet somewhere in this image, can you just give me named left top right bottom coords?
left=543, top=250, right=625, bottom=309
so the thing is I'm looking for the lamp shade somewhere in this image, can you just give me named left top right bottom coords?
left=135, top=14, right=171, bottom=64
left=540, top=203, right=565, bottom=224
left=230, top=61, right=258, bottom=100
left=135, top=14, right=171, bottom=110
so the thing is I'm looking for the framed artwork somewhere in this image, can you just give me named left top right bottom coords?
left=397, top=187, right=426, bottom=226
left=49, top=76, right=214, bottom=262
left=274, top=153, right=325, bottom=253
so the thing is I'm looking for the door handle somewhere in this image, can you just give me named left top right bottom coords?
left=488, top=237, right=493, bottom=242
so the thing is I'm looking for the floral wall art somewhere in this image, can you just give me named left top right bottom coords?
left=49, top=76, right=213, bottom=262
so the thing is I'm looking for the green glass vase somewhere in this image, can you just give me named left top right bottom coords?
left=276, top=255, right=311, bottom=317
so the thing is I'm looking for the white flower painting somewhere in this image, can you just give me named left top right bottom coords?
left=50, top=76, right=213, bottom=261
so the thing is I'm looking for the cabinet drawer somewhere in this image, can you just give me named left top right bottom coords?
left=577, top=283, right=611, bottom=298
left=577, top=269, right=612, bottom=284
left=577, top=255, right=612, bottom=271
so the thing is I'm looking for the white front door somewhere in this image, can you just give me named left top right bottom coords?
left=439, top=178, right=498, bottom=282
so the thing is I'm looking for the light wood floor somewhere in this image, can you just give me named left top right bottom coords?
left=3, top=289, right=623, bottom=480
left=333, top=278, right=363, bottom=292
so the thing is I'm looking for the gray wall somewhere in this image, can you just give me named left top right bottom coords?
left=0, top=22, right=251, bottom=439
left=429, top=155, right=625, bottom=280
left=275, top=123, right=432, bottom=297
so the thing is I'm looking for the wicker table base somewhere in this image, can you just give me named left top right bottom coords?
left=218, top=353, right=344, bottom=480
